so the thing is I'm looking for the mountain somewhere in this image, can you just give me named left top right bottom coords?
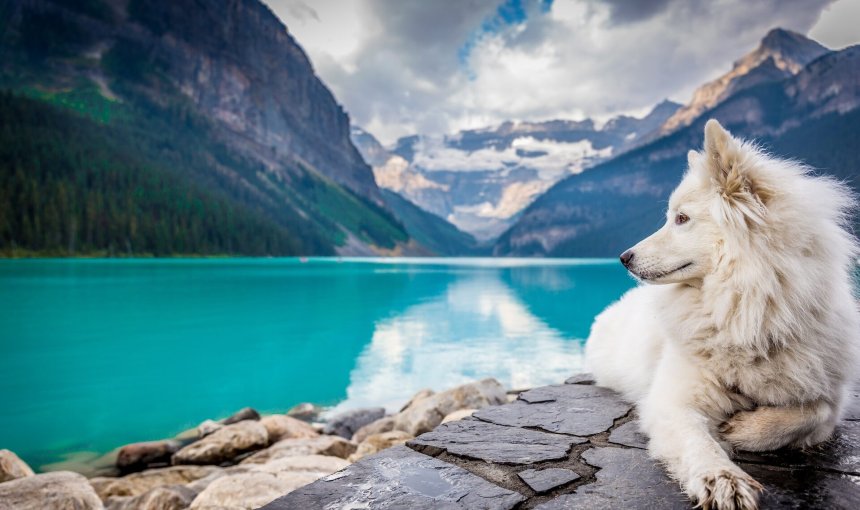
left=495, top=34, right=858, bottom=257
left=351, top=101, right=681, bottom=241
left=0, top=0, right=413, bottom=256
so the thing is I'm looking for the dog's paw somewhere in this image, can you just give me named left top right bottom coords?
left=688, top=469, right=763, bottom=510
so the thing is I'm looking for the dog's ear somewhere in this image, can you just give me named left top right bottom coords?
left=703, top=119, right=770, bottom=225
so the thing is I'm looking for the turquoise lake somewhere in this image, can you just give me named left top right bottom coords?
left=0, top=258, right=635, bottom=472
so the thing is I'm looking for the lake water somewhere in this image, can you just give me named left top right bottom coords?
left=0, top=258, right=635, bottom=471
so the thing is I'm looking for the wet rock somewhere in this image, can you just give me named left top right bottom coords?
left=608, top=420, right=648, bottom=449
left=843, top=380, right=860, bottom=420
left=399, top=388, right=435, bottom=412
left=475, top=384, right=631, bottom=437
left=286, top=403, right=323, bottom=422
left=260, top=415, right=319, bottom=443
left=188, top=472, right=301, bottom=509
left=518, top=468, right=580, bottom=493
left=564, top=373, right=595, bottom=385
left=740, top=461, right=860, bottom=508
left=348, top=431, right=413, bottom=462
left=172, top=420, right=268, bottom=465
left=322, top=407, right=386, bottom=439
left=351, top=416, right=395, bottom=443
left=408, top=419, right=585, bottom=464
left=105, top=485, right=196, bottom=510
left=260, top=446, right=524, bottom=510
left=534, top=448, right=689, bottom=510
left=394, top=378, right=507, bottom=436
left=90, top=465, right=221, bottom=499
left=0, top=449, right=34, bottom=483
left=221, top=407, right=261, bottom=425
left=240, top=435, right=356, bottom=464
left=441, top=409, right=476, bottom=424
left=0, top=471, right=103, bottom=510
left=116, top=440, right=185, bottom=473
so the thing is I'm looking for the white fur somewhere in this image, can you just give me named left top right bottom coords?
left=585, top=120, right=860, bottom=510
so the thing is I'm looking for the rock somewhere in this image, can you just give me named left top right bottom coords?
left=740, top=461, right=860, bottom=509
left=251, top=455, right=349, bottom=477
left=393, top=378, right=507, bottom=436
left=0, top=449, right=34, bottom=483
left=0, top=471, right=103, bottom=510
left=105, top=485, right=196, bottom=510
left=844, top=380, right=860, bottom=420
left=441, top=408, right=476, bottom=424
left=518, top=468, right=580, bottom=493
left=533, top=448, right=689, bottom=510
left=351, top=416, right=395, bottom=443
left=564, top=373, right=596, bottom=385
left=608, top=420, right=648, bottom=449
left=260, top=446, right=524, bottom=510
left=90, top=465, right=221, bottom=499
left=322, top=407, right=385, bottom=439
left=474, top=384, right=631, bottom=437
left=221, top=407, right=261, bottom=425
left=408, top=419, right=586, bottom=464
left=195, top=420, right=223, bottom=438
left=116, top=440, right=185, bottom=473
left=240, top=436, right=357, bottom=464
left=260, top=415, right=319, bottom=443
left=188, top=472, right=302, bottom=510
left=172, top=421, right=268, bottom=465
left=348, top=431, right=413, bottom=462
left=286, top=403, right=323, bottom=422
left=399, top=388, right=434, bottom=412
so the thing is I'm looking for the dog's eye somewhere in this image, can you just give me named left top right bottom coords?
left=675, top=213, right=689, bottom=225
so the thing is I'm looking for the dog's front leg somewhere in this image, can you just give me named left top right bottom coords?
left=640, top=344, right=763, bottom=510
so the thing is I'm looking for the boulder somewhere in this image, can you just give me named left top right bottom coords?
left=90, top=465, right=221, bottom=500
left=195, top=420, right=223, bottom=438
left=399, top=388, right=434, bottom=412
left=260, top=415, right=319, bottom=443
left=172, top=421, right=268, bottom=465
left=348, top=431, right=413, bottom=462
left=322, top=407, right=385, bottom=439
left=393, top=378, right=507, bottom=436
left=188, top=472, right=312, bottom=510
left=251, top=455, right=349, bottom=477
left=0, top=471, right=103, bottom=510
left=0, top=449, right=34, bottom=483
left=221, top=407, right=261, bottom=425
left=286, top=403, right=323, bottom=422
left=240, top=436, right=356, bottom=465
left=105, top=485, right=196, bottom=510
left=116, top=440, right=185, bottom=473
left=441, top=408, right=476, bottom=423
left=351, top=416, right=396, bottom=443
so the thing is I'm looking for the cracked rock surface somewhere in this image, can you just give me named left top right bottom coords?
left=262, top=376, right=860, bottom=509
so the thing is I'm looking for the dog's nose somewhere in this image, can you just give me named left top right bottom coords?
left=620, top=250, right=634, bottom=267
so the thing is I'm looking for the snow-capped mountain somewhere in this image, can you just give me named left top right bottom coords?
left=352, top=100, right=680, bottom=240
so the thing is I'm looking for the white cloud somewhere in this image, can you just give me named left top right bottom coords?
left=265, top=0, right=849, bottom=145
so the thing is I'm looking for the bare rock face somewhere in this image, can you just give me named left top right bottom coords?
left=116, top=440, right=185, bottom=473
left=0, top=471, right=104, bottom=510
left=105, top=485, right=197, bottom=510
left=348, top=431, right=413, bottom=462
left=240, top=436, right=356, bottom=465
left=172, top=421, right=268, bottom=465
left=0, top=449, right=34, bottom=483
left=90, top=465, right=221, bottom=500
left=393, top=378, right=507, bottom=436
left=260, top=415, right=319, bottom=443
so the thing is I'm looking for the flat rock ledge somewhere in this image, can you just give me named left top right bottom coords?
left=262, top=375, right=860, bottom=509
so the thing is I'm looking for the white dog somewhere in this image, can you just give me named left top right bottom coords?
left=585, top=119, right=859, bottom=510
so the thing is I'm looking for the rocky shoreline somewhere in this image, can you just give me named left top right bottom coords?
left=0, top=378, right=510, bottom=509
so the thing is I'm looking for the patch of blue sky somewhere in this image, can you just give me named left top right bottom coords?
left=457, top=0, right=554, bottom=78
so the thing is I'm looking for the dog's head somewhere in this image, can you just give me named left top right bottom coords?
left=621, top=119, right=776, bottom=284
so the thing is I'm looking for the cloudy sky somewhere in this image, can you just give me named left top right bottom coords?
left=263, top=0, right=860, bottom=144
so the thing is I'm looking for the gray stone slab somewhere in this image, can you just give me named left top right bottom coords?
left=259, top=446, right=524, bottom=510
left=735, top=419, right=860, bottom=475
left=408, top=419, right=586, bottom=465
left=518, top=468, right=580, bottom=493
left=741, top=462, right=860, bottom=509
left=564, top=373, right=595, bottom=385
left=534, top=447, right=690, bottom=510
left=474, top=384, right=631, bottom=437
left=845, top=380, right=860, bottom=420
left=608, top=420, right=648, bottom=449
